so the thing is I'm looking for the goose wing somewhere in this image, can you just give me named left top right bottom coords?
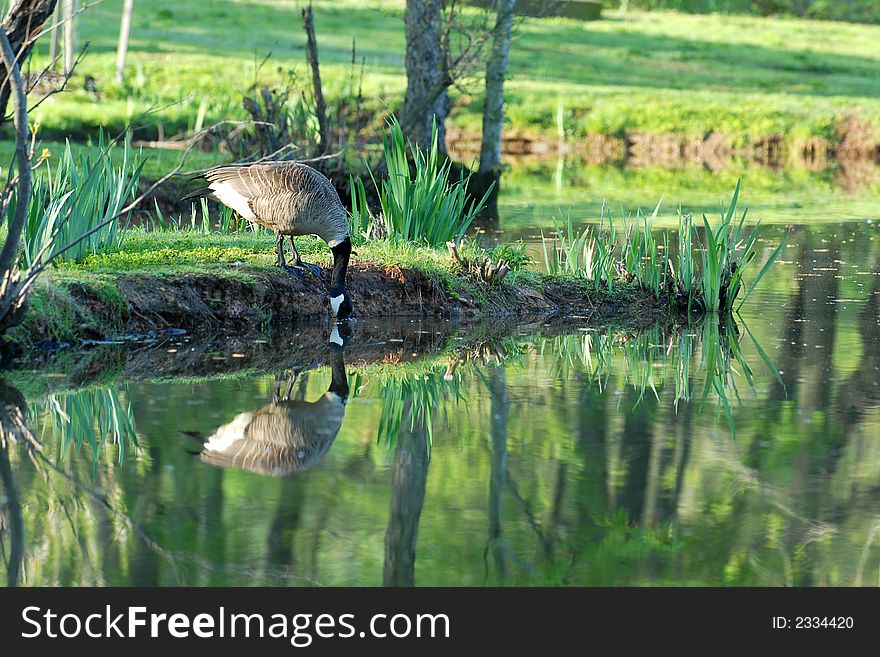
left=204, top=162, right=341, bottom=232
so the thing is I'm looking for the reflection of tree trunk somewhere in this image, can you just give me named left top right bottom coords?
left=200, top=468, right=226, bottom=586
left=668, top=402, right=693, bottom=522
left=797, top=243, right=838, bottom=420
left=770, top=232, right=810, bottom=404
left=130, top=446, right=161, bottom=585
left=743, top=232, right=810, bottom=472
left=383, top=397, right=429, bottom=587
left=790, top=240, right=838, bottom=553
left=0, top=381, right=29, bottom=587
left=92, top=470, right=120, bottom=585
left=266, top=477, right=306, bottom=572
left=0, top=443, right=24, bottom=587
left=487, top=366, right=509, bottom=583
left=644, top=398, right=692, bottom=527
left=618, top=389, right=655, bottom=522
left=571, top=381, right=607, bottom=577
left=827, top=251, right=880, bottom=473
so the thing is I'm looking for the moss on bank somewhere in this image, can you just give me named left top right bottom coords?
left=6, top=230, right=667, bottom=348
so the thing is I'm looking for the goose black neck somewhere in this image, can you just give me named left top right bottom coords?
left=328, top=349, right=349, bottom=400
left=330, top=237, right=351, bottom=296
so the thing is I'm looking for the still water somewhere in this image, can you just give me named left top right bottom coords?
left=1, top=162, right=878, bottom=586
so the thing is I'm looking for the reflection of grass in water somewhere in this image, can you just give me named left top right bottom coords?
left=30, top=386, right=138, bottom=473
left=545, top=317, right=782, bottom=436
left=373, top=369, right=466, bottom=452
left=350, top=339, right=521, bottom=451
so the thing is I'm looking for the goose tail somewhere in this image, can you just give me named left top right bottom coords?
left=180, top=187, right=212, bottom=203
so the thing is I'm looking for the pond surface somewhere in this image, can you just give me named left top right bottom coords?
left=1, top=161, right=879, bottom=586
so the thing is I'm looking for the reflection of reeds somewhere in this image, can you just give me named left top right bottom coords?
left=545, top=317, right=782, bottom=436
left=30, top=386, right=138, bottom=471
left=375, top=368, right=466, bottom=451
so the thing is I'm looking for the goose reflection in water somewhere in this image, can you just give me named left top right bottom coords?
left=188, top=327, right=349, bottom=476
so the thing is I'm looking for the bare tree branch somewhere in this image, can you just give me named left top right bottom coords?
left=0, top=26, right=32, bottom=313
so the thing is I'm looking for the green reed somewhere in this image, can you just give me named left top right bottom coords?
left=541, top=181, right=786, bottom=315
left=19, top=132, right=144, bottom=266
left=349, top=116, right=493, bottom=245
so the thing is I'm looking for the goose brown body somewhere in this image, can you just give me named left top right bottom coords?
left=203, top=162, right=349, bottom=247
left=183, top=161, right=354, bottom=319
left=197, top=347, right=349, bottom=477
left=199, top=394, right=346, bottom=477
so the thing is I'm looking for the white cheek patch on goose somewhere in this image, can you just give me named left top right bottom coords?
left=330, top=325, right=343, bottom=346
left=209, top=182, right=255, bottom=220
left=330, top=294, right=345, bottom=316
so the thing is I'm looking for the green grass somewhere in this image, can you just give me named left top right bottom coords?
left=15, top=0, right=880, bottom=147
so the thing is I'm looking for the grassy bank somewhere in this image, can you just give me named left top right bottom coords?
left=6, top=230, right=665, bottom=347
left=18, top=0, right=880, bottom=153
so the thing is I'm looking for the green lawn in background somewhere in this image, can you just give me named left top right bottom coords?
left=18, top=0, right=879, bottom=147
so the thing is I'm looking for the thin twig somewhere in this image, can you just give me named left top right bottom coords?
left=22, top=43, right=88, bottom=116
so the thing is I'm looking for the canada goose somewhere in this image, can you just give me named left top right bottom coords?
left=182, top=161, right=353, bottom=320
left=187, top=331, right=350, bottom=477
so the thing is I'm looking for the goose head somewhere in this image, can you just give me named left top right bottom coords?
left=330, top=236, right=354, bottom=320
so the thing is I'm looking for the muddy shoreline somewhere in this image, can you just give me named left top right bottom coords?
left=446, top=120, right=880, bottom=169
left=5, top=312, right=678, bottom=398
left=7, top=262, right=669, bottom=356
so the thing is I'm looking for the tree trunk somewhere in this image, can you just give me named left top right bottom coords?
left=62, top=0, right=75, bottom=76
left=0, top=0, right=60, bottom=123
left=302, top=3, right=330, bottom=154
left=0, top=26, right=32, bottom=332
left=402, top=0, right=449, bottom=153
left=48, top=2, right=60, bottom=67
left=478, top=0, right=515, bottom=179
left=472, top=0, right=516, bottom=214
left=115, top=0, right=134, bottom=84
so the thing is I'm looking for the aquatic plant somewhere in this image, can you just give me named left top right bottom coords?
left=20, top=132, right=144, bottom=266
left=692, top=181, right=787, bottom=314
left=349, top=116, right=493, bottom=245
left=541, top=181, right=786, bottom=314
